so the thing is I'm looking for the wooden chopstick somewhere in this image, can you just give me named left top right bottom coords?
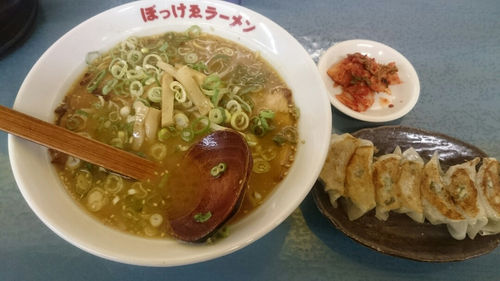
left=0, top=105, right=159, bottom=180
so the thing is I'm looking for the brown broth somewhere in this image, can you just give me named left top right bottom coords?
left=51, top=28, right=298, bottom=240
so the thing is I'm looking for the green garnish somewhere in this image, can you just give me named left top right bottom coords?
left=180, top=128, right=194, bottom=142
left=189, top=61, right=207, bottom=72
left=210, top=162, right=227, bottom=177
left=158, top=128, right=170, bottom=141
left=191, top=116, right=210, bottom=135
left=74, top=109, right=89, bottom=117
left=147, top=87, right=162, bottom=103
left=194, top=211, right=212, bottom=223
left=208, top=107, right=226, bottom=124
left=250, top=109, right=275, bottom=137
left=202, top=74, right=221, bottom=90
left=86, top=69, right=107, bottom=93
left=272, top=126, right=298, bottom=146
left=259, top=109, right=275, bottom=119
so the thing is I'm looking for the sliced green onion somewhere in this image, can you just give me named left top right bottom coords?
left=157, top=128, right=170, bottom=141
left=253, top=158, right=271, bottom=173
left=158, top=42, right=169, bottom=52
left=66, top=114, right=87, bottom=131
left=136, top=97, right=150, bottom=107
left=226, top=99, right=241, bottom=114
left=75, top=169, right=92, bottom=196
left=149, top=213, right=163, bottom=227
left=65, top=156, right=82, bottom=170
left=210, top=166, right=219, bottom=177
left=191, top=116, right=210, bottom=135
left=241, top=84, right=263, bottom=94
left=259, top=109, right=275, bottom=119
left=143, top=75, right=157, bottom=86
left=150, top=143, right=167, bottom=161
left=129, top=80, right=144, bottom=98
left=85, top=51, right=100, bottom=65
left=147, top=87, right=162, bottom=103
left=93, top=96, right=105, bottom=109
left=230, top=111, right=249, bottom=131
left=104, top=174, right=124, bottom=193
left=208, top=107, right=225, bottom=124
left=127, top=50, right=143, bottom=66
left=282, top=126, right=299, bottom=143
left=201, top=88, right=217, bottom=97
left=177, top=46, right=194, bottom=56
left=87, top=69, right=107, bottom=93
left=244, top=133, right=258, bottom=147
left=250, top=117, right=266, bottom=137
left=113, top=80, right=129, bottom=97
left=126, top=67, right=146, bottom=80
left=170, top=81, right=187, bottom=103
left=75, top=109, right=89, bottom=117
left=207, top=54, right=230, bottom=72
left=102, top=79, right=118, bottom=95
left=158, top=174, right=169, bottom=188
left=210, top=89, right=221, bottom=107
left=258, top=146, right=277, bottom=161
left=187, top=25, right=202, bottom=38
left=119, top=106, right=130, bottom=117
left=233, top=95, right=252, bottom=113
left=202, top=74, right=221, bottom=90
left=273, top=126, right=298, bottom=145
left=217, top=162, right=227, bottom=172
left=210, top=162, right=226, bottom=178
left=194, top=211, right=211, bottom=223
left=86, top=188, right=106, bottom=212
left=216, top=226, right=230, bottom=238
left=109, top=111, right=120, bottom=122
left=224, top=109, right=232, bottom=123
left=174, top=112, right=189, bottom=129
left=181, top=128, right=194, bottom=142
left=109, top=58, right=128, bottom=79
left=259, top=117, right=270, bottom=130
left=273, top=135, right=286, bottom=146
left=215, top=46, right=235, bottom=57
left=121, top=36, right=138, bottom=51
left=249, top=109, right=276, bottom=136
left=184, top=53, right=198, bottom=64
left=189, top=61, right=207, bottom=72
left=143, top=54, right=162, bottom=70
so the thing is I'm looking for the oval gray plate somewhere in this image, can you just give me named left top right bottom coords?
left=313, top=125, right=500, bottom=262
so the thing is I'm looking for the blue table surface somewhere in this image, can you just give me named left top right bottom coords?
left=1, top=0, right=499, bottom=280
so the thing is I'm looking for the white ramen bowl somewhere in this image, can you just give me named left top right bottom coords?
left=9, top=0, right=331, bottom=266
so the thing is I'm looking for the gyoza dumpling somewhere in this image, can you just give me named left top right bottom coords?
left=320, top=133, right=360, bottom=207
left=420, top=153, right=467, bottom=240
left=394, top=147, right=425, bottom=223
left=373, top=147, right=402, bottom=221
left=443, top=158, right=486, bottom=239
left=342, top=139, right=376, bottom=221
left=476, top=158, right=500, bottom=235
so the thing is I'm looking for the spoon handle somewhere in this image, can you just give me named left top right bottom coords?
left=0, top=105, right=158, bottom=180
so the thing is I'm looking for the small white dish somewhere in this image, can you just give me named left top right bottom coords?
left=318, top=39, right=420, bottom=122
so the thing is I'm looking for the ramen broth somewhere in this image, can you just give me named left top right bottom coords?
left=51, top=26, right=299, bottom=239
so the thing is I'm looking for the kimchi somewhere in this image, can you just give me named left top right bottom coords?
left=327, top=52, right=401, bottom=112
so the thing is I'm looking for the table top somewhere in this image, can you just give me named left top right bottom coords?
left=1, top=0, right=499, bottom=280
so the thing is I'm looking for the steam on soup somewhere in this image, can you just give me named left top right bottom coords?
left=51, top=26, right=299, bottom=240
